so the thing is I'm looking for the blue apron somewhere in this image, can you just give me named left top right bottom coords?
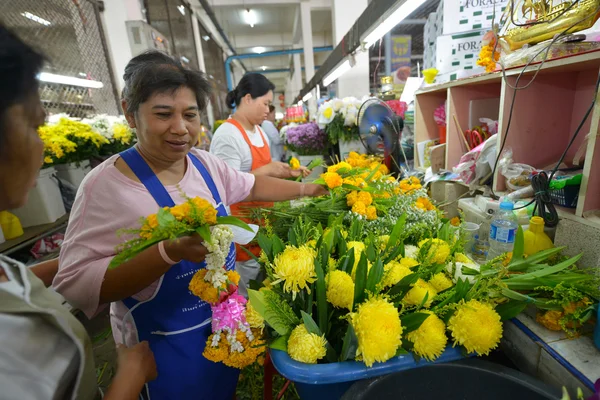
left=120, top=147, right=239, bottom=400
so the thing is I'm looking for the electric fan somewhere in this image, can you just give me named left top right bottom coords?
left=357, top=98, right=407, bottom=176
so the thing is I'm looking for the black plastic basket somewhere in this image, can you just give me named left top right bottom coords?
left=548, top=184, right=580, bottom=208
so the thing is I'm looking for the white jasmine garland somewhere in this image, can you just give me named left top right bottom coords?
left=203, top=225, right=235, bottom=287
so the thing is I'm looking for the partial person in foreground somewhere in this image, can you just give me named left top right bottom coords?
left=262, top=104, right=285, bottom=162
left=211, top=73, right=310, bottom=296
left=0, top=25, right=156, bottom=400
left=54, top=51, right=327, bottom=400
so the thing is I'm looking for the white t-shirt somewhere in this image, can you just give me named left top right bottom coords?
left=210, top=121, right=270, bottom=173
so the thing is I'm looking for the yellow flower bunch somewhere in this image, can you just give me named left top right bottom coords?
left=272, top=245, right=317, bottom=299
left=322, top=172, right=343, bottom=189
left=448, top=299, right=503, bottom=355
left=327, top=161, right=352, bottom=174
left=203, top=328, right=265, bottom=369
left=381, top=260, right=413, bottom=288
left=476, top=41, right=500, bottom=73
left=287, top=324, right=327, bottom=364
left=415, top=197, right=436, bottom=212
left=418, top=238, right=451, bottom=265
left=38, top=118, right=108, bottom=164
left=351, top=296, right=403, bottom=367
left=189, top=269, right=240, bottom=304
left=289, top=157, right=301, bottom=170
left=429, top=272, right=453, bottom=292
left=112, top=123, right=134, bottom=145
left=403, top=279, right=437, bottom=308
left=398, top=176, right=422, bottom=194
left=326, top=270, right=355, bottom=310
left=347, top=151, right=372, bottom=168
left=406, top=312, right=447, bottom=361
left=38, top=125, right=77, bottom=164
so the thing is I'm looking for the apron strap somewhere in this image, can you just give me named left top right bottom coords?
left=188, top=154, right=227, bottom=216
left=120, top=147, right=176, bottom=208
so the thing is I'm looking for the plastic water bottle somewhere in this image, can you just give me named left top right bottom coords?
left=488, top=201, right=518, bottom=260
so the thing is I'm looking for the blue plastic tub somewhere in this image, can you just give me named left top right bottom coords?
left=594, top=304, right=600, bottom=350
left=270, top=346, right=466, bottom=400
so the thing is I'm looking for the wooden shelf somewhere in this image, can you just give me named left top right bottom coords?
left=415, top=50, right=600, bottom=219
left=0, top=214, right=69, bottom=256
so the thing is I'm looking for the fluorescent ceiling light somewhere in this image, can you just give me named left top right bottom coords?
left=21, top=12, right=51, bottom=26
left=323, top=59, right=353, bottom=87
left=38, top=72, right=104, bottom=89
left=363, top=0, right=427, bottom=47
left=78, top=72, right=87, bottom=77
left=244, top=9, right=257, bottom=27
left=302, top=92, right=313, bottom=102
left=202, top=35, right=210, bottom=41
left=260, top=65, right=268, bottom=71
left=253, top=46, right=266, bottom=54
left=177, top=5, right=186, bottom=16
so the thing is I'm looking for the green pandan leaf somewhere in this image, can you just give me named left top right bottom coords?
left=269, top=335, right=289, bottom=352
left=216, top=216, right=253, bottom=232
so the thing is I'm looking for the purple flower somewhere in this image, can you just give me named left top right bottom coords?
left=285, top=122, right=328, bottom=156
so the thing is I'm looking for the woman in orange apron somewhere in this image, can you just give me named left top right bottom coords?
left=210, top=73, right=309, bottom=295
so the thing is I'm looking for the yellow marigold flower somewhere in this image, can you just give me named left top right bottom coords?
left=407, top=312, right=447, bottom=361
left=536, top=310, right=563, bottom=331
left=429, top=272, right=453, bottom=292
left=455, top=253, right=473, bottom=264
left=227, top=270, right=241, bottom=286
left=357, top=191, right=373, bottom=206
left=379, top=164, right=390, bottom=175
left=351, top=296, right=403, bottom=367
left=450, top=217, right=461, bottom=227
left=346, top=191, right=359, bottom=207
left=415, top=197, right=436, bottom=212
left=327, top=161, right=352, bottom=173
left=290, top=157, right=301, bottom=170
left=418, top=238, right=451, bottom=265
left=204, top=329, right=265, bottom=369
left=245, top=302, right=265, bottom=331
left=403, top=279, right=437, bottom=308
left=366, top=206, right=377, bottom=221
left=326, top=270, right=354, bottom=310
left=322, top=172, right=343, bottom=189
left=146, top=214, right=159, bottom=229
left=272, top=245, right=317, bottom=299
left=381, top=260, right=412, bottom=288
left=170, top=202, right=191, bottom=221
left=352, top=201, right=367, bottom=216
left=190, top=197, right=218, bottom=225
left=448, top=300, right=503, bottom=356
left=287, top=324, right=327, bottom=364
left=348, top=151, right=361, bottom=159
left=399, top=257, right=419, bottom=269
left=189, top=269, right=220, bottom=303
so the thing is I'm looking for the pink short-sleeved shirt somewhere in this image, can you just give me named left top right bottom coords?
left=53, top=148, right=254, bottom=345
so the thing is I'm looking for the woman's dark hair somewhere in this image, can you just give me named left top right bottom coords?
left=226, top=73, right=275, bottom=109
left=268, top=105, right=275, bottom=113
left=122, top=51, right=211, bottom=114
left=0, top=26, right=45, bottom=127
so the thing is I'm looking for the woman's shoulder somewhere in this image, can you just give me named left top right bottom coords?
left=78, top=154, right=145, bottom=200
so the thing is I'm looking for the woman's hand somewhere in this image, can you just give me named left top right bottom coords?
left=117, top=341, right=158, bottom=383
left=164, top=234, right=208, bottom=263
left=253, top=162, right=311, bottom=179
left=304, top=183, right=329, bottom=197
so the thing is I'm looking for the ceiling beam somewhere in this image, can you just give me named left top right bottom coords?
left=209, top=0, right=331, bottom=7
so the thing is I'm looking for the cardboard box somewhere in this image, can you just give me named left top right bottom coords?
left=436, top=30, right=486, bottom=73
left=443, top=0, right=509, bottom=35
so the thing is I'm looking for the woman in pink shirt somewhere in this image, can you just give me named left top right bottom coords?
left=53, top=51, right=327, bottom=400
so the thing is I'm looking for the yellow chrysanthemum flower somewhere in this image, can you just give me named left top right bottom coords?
left=454, top=253, right=473, bottom=264
left=245, top=302, right=265, bottom=331
left=307, top=239, right=317, bottom=249
left=429, top=272, right=453, bottom=292
left=272, top=245, right=317, bottom=299
left=290, top=157, right=301, bottom=170
left=326, top=270, right=354, bottom=310
left=327, top=161, right=352, bottom=173
left=418, top=238, right=451, bottom=265
left=112, top=123, right=133, bottom=145
left=448, top=299, right=503, bottom=356
left=351, top=296, right=403, bottom=367
left=347, top=241, right=366, bottom=277
left=346, top=191, right=359, bottom=207
left=352, top=201, right=367, bottom=216
left=287, top=324, right=327, bottom=364
left=357, top=191, right=373, bottom=206
left=403, top=279, right=437, bottom=308
left=44, top=156, right=53, bottom=164
left=406, top=312, right=447, bottom=361
left=322, top=172, right=343, bottom=189
left=399, top=257, right=419, bottom=269
left=366, top=206, right=377, bottom=221
left=381, top=260, right=413, bottom=288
